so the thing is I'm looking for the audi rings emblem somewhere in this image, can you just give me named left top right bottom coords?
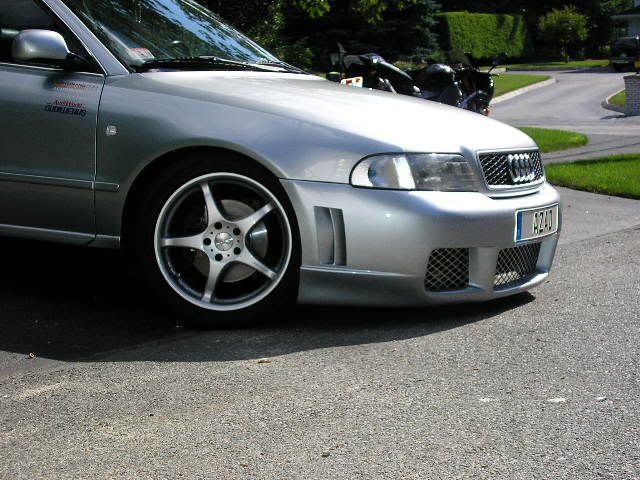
left=507, top=153, right=536, bottom=184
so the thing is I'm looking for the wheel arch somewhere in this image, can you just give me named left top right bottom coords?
left=120, top=145, right=289, bottom=251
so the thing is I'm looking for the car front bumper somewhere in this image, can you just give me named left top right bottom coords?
left=282, top=180, right=561, bottom=306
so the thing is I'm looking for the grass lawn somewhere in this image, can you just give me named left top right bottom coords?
left=545, top=154, right=640, bottom=199
left=506, top=59, right=609, bottom=70
left=518, top=127, right=588, bottom=153
left=493, top=74, right=550, bottom=97
left=610, top=90, right=626, bottom=108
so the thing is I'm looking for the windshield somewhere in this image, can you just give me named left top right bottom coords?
left=61, top=0, right=279, bottom=69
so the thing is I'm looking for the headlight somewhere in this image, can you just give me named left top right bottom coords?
left=350, top=153, right=479, bottom=191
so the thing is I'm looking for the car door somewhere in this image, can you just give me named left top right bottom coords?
left=0, top=0, right=104, bottom=243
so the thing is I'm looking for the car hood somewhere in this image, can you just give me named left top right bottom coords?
left=139, top=71, right=536, bottom=155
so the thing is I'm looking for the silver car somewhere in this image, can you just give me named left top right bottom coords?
left=0, top=0, right=561, bottom=327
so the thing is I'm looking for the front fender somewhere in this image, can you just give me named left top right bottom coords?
left=94, top=76, right=395, bottom=238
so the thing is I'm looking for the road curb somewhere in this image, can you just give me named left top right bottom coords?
left=492, top=78, right=557, bottom=105
left=602, top=89, right=626, bottom=114
left=480, top=67, right=506, bottom=74
left=506, top=66, right=609, bottom=72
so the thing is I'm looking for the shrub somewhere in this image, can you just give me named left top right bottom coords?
left=438, top=12, right=528, bottom=63
left=538, top=7, right=588, bottom=63
left=276, top=39, right=315, bottom=69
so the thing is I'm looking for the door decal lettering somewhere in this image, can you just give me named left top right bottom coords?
left=44, top=99, right=87, bottom=117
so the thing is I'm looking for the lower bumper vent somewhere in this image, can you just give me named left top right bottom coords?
left=425, top=248, right=469, bottom=291
left=494, top=243, right=541, bottom=289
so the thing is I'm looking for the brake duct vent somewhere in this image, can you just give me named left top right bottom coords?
left=314, top=207, right=347, bottom=266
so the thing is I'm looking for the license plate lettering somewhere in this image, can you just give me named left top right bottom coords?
left=533, top=209, right=553, bottom=235
left=516, top=205, right=558, bottom=242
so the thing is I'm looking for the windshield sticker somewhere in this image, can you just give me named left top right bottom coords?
left=127, top=48, right=155, bottom=61
left=44, top=100, right=87, bottom=117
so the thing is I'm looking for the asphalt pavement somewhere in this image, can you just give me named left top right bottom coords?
left=492, top=69, right=640, bottom=162
left=0, top=186, right=639, bottom=479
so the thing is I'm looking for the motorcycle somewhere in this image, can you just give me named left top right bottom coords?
left=444, top=52, right=501, bottom=116
left=327, top=46, right=502, bottom=116
left=330, top=51, right=420, bottom=96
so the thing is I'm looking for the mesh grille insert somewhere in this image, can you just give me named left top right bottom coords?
left=479, top=151, right=544, bottom=187
left=425, top=248, right=469, bottom=291
left=494, top=243, right=541, bottom=289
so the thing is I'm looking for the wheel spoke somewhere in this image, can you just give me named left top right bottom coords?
left=201, top=181, right=225, bottom=224
left=236, top=250, right=277, bottom=280
left=202, top=259, right=224, bottom=303
left=236, top=202, right=275, bottom=233
left=160, top=234, right=203, bottom=250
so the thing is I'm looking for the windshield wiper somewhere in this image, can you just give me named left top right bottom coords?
left=255, top=60, right=306, bottom=74
left=135, top=56, right=296, bottom=73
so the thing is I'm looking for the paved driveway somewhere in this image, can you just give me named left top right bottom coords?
left=1, top=188, right=639, bottom=479
left=492, top=70, right=640, bottom=162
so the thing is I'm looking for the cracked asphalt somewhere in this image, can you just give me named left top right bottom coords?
left=0, top=186, right=639, bottom=479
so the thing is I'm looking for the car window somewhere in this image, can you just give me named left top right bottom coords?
left=60, top=0, right=278, bottom=68
left=0, top=0, right=86, bottom=67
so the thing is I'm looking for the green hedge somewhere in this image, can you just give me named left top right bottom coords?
left=438, top=12, right=528, bottom=62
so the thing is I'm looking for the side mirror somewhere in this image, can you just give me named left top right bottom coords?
left=11, top=29, right=70, bottom=63
left=326, top=71, right=342, bottom=82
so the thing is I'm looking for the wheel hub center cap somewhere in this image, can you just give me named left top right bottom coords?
left=213, top=232, right=235, bottom=251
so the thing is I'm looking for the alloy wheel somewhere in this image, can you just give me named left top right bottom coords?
left=154, top=173, right=292, bottom=311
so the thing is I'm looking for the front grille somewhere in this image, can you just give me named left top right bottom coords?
left=425, top=248, right=469, bottom=291
left=494, top=243, right=541, bottom=289
left=479, top=151, right=544, bottom=187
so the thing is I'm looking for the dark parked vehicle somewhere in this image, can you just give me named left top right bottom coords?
left=611, top=36, right=640, bottom=72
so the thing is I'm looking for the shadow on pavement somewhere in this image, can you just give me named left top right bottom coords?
left=0, top=238, right=534, bottom=363
left=557, top=67, right=622, bottom=75
left=600, top=114, right=630, bottom=120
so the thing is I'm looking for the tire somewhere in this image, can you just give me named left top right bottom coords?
left=612, top=64, right=624, bottom=72
left=469, top=97, right=490, bottom=116
left=130, top=152, right=301, bottom=328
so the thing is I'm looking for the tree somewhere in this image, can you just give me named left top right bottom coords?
left=588, top=0, right=634, bottom=54
left=282, top=0, right=440, bottom=69
left=197, top=0, right=440, bottom=69
left=201, top=0, right=430, bottom=34
left=439, top=0, right=633, bottom=57
left=198, top=0, right=284, bottom=48
left=292, top=0, right=425, bottom=22
left=538, top=6, right=588, bottom=62
left=198, top=0, right=316, bottom=68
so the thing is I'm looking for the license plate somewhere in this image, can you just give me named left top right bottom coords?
left=515, top=205, right=558, bottom=242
